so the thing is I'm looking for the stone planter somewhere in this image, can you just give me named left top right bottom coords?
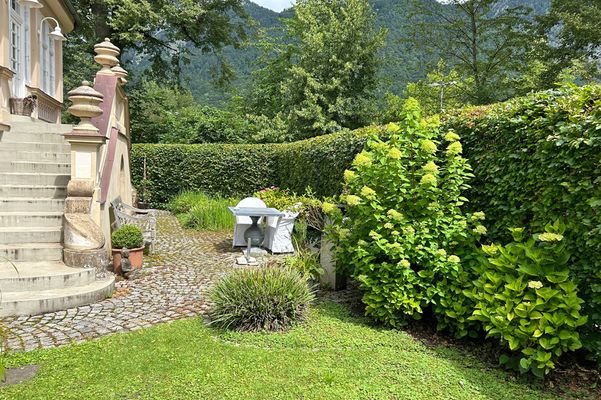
left=112, top=247, right=144, bottom=275
left=9, top=97, right=36, bottom=116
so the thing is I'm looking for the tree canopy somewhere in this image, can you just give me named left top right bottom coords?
left=247, top=0, right=386, bottom=139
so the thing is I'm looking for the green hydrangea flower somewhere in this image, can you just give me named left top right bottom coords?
left=387, top=209, right=403, bottom=221
left=528, top=280, right=544, bottom=289
left=321, top=202, right=337, bottom=214
left=420, top=173, right=437, bottom=186
left=448, top=255, right=461, bottom=263
left=343, top=170, right=356, bottom=183
left=444, top=131, right=461, bottom=142
left=420, top=139, right=437, bottom=155
left=388, top=147, right=402, bottom=160
left=387, top=123, right=401, bottom=133
left=471, top=211, right=486, bottom=221
left=345, top=195, right=362, bottom=206
left=422, top=161, right=439, bottom=174
left=400, top=259, right=411, bottom=268
left=353, top=152, right=372, bottom=167
left=482, top=244, right=499, bottom=256
left=446, top=141, right=463, bottom=155
left=538, top=232, right=564, bottom=242
left=360, top=186, right=377, bottom=199
left=473, top=225, right=487, bottom=235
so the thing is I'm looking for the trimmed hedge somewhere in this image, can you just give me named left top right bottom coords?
left=444, top=85, right=601, bottom=345
left=131, top=127, right=375, bottom=206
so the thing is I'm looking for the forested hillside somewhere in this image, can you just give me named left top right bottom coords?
left=145, top=0, right=550, bottom=106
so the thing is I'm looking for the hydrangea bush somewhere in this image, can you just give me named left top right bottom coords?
left=469, top=221, right=587, bottom=377
left=325, top=99, right=486, bottom=336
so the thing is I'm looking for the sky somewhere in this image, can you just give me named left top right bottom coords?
left=253, top=0, right=294, bottom=12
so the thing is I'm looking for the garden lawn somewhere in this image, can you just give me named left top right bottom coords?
left=0, top=302, right=589, bottom=400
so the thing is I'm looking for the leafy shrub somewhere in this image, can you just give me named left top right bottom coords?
left=470, top=222, right=587, bottom=377
left=111, top=225, right=144, bottom=249
left=444, top=85, right=601, bottom=357
left=326, top=99, right=485, bottom=337
left=209, top=265, right=315, bottom=332
left=169, top=192, right=238, bottom=231
left=131, top=128, right=373, bottom=206
left=256, top=187, right=326, bottom=232
left=283, top=244, right=324, bottom=282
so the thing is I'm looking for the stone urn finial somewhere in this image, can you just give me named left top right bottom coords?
left=94, top=38, right=120, bottom=75
left=111, top=63, right=129, bottom=85
left=67, top=81, right=104, bottom=133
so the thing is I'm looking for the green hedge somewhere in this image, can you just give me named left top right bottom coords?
left=131, top=128, right=374, bottom=206
left=444, top=85, right=601, bottom=345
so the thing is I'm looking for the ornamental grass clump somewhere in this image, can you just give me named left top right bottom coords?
left=209, top=265, right=315, bottom=332
left=325, top=98, right=486, bottom=338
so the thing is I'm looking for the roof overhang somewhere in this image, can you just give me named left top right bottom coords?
left=42, top=0, right=79, bottom=33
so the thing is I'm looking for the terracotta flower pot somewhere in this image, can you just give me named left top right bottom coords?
left=112, top=246, right=144, bottom=275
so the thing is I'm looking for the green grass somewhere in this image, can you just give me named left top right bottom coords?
left=1, top=302, right=594, bottom=399
left=169, top=191, right=238, bottom=231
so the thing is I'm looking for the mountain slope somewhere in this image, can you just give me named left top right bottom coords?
left=163, top=0, right=550, bottom=106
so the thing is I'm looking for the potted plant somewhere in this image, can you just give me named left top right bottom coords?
left=9, top=95, right=37, bottom=117
left=111, top=224, right=145, bottom=275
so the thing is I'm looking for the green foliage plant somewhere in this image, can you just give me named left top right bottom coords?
left=255, top=187, right=326, bottom=232
left=325, top=99, right=485, bottom=337
left=209, top=264, right=315, bottom=332
left=444, top=85, right=601, bottom=360
left=469, top=222, right=587, bottom=377
left=169, top=192, right=237, bottom=231
left=111, top=225, right=144, bottom=249
left=283, top=239, right=324, bottom=282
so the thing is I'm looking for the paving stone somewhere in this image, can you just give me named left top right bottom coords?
left=1, top=212, right=238, bottom=353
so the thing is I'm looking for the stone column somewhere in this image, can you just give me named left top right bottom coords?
left=62, top=81, right=108, bottom=272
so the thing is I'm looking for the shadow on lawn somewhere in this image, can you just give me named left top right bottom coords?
left=321, top=300, right=601, bottom=399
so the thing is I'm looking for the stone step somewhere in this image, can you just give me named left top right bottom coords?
left=7, top=116, right=72, bottom=133
left=0, top=142, right=70, bottom=153
left=0, top=184, right=67, bottom=199
left=0, top=243, right=63, bottom=262
left=0, top=211, right=63, bottom=228
left=0, top=212, right=63, bottom=228
left=0, top=275, right=114, bottom=317
left=0, top=131, right=67, bottom=144
left=0, top=172, right=70, bottom=186
left=0, top=150, right=70, bottom=163
left=0, top=161, right=70, bottom=174
left=0, top=227, right=62, bottom=244
left=0, top=261, right=95, bottom=292
left=0, top=198, right=65, bottom=212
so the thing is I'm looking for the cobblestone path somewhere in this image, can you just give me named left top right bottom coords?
left=2, top=212, right=238, bottom=352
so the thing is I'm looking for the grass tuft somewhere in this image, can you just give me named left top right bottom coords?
left=210, top=265, right=315, bottom=332
left=169, top=191, right=238, bottom=231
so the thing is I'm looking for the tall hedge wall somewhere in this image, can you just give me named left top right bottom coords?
left=444, top=85, right=601, bottom=334
left=131, top=127, right=374, bottom=206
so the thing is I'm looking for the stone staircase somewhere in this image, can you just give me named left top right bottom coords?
left=0, top=116, right=114, bottom=317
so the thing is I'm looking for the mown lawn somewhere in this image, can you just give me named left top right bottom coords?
left=0, top=302, right=593, bottom=399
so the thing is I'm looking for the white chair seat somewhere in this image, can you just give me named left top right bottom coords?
left=264, top=212, right=299, bottom=254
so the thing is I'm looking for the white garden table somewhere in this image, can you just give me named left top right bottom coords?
left=228, top=207, right=285, bottom=261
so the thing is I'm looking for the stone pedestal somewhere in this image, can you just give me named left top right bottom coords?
left=63, top=81, right=108, bottom=268
left=319, top=233, right=346, bottom=290
left=64, top=248, right=109, bottom=276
